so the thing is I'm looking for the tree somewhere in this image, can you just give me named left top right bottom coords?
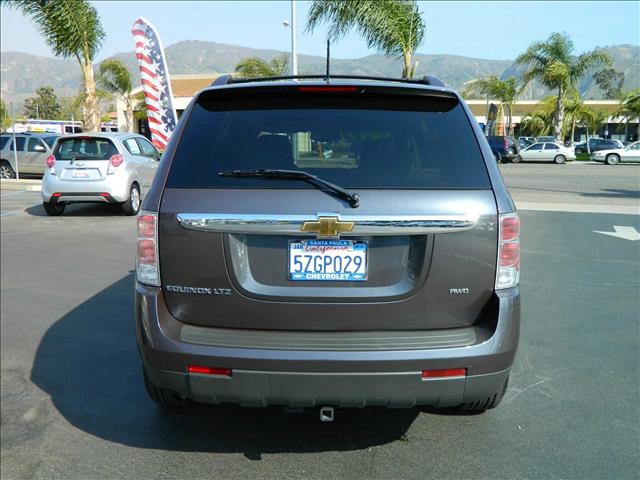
left=7, top=0, right=105, bottom=132
left=59, top=94, right=84, bottom=122
left=515, top=33, right=610, bottom=141
left=306, top=0, right=425, bottom=79
left=593, top=68, right=625, bottom=99
left=234, top=55, right=289, bottom=78
left=464, top=76, right=522, bottom=136
left=0, top=99, right=12, bottom=131
left=98, top=58, right=134, bottom=132
left=132, top=91, right=147, bottom=122
left=564, top=89, right=598, bottom=146
left=616, top=89, right=640, bottom=140
left=23, top=86, right=61, bottom=119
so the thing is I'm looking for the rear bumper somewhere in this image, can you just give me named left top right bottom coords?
left=41, top=171, right=130, bottom=203
left=145, top=364, right=511, bottom=408
left=135, top=283, right=520, bottom=407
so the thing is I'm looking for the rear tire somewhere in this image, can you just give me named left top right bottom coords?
left=605, top=154, right=620, bottom=165
left=0, top=161, right=16, bottom=179
left=453, top=375, right=509, bottom=414
left=121, top=183, right=141, bottom=216
left=143, top=368, right=188, bottom=407
left=554, top=154, right=566, bottom=164
left=43, top=202, right=65, bottom=216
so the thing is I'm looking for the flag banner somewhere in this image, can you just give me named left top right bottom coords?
left=131, top=17, right=177, bottom=150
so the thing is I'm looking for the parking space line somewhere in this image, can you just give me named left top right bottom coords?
left=0, top=190, right=28, bottom=197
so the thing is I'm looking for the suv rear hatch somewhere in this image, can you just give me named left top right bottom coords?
left=52, top=136, right=118, bottom=181
left=158, top=84, right=498, bottom=331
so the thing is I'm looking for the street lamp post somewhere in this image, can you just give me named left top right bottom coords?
left=10, top=102, right=19, bottom=180
left=290, top=0, right=298, bottom=76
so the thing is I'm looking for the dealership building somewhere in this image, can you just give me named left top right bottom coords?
left=118, top=74, right=637, bottom=143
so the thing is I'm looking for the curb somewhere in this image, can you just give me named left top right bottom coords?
left=0, top=180, right=42, bottom=192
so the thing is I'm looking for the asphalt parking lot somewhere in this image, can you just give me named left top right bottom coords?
left=1, top=163, right=639, bottom=479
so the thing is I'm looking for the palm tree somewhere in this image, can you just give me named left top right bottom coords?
left=564, top=89, right=596, bottom=145
left=616, top=89, right=640, bottom=141
left=234, top=55, right=289, bottom=78
left=520, top=110, right=553, bottom=137
left=306, top=0, right=425, bottom=79
left=98, top=59, right=134, bottom=132
left=7, top=0, right=105, bottom=132
left=465, top=76, right=522, bottom=136
left=515, top=33, right=610, bottom=142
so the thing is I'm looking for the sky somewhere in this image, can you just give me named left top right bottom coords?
left=0, top=1, right=638, bottom=61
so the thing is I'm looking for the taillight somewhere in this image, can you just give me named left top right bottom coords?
left=46, top=155, right=56, bottom=175
left=136, top=211, right=160, bottom=286
left=503, top=138, right=509, bottom=150
left=496, top=212, right=520, bottom=289
left=107, top=154, right=124, bottom=175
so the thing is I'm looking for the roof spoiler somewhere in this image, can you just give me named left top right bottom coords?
left=211, top=74, right=445, bottom=88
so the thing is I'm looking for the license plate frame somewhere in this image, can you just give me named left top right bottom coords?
left=288, top=239, right=368, bottom=282
left=72, top=170, right=90, bottom=178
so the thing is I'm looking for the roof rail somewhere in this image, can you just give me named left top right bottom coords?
left=226, top=74, right=446, bottom=87
left=424, top=75, right=445, bottom=87
left=211, top=74, right=233, bottom=86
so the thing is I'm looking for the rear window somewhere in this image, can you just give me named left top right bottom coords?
left=11, top=137, right=26, bottom=151
left=53, top=137, right=117, bottom=160
left=167, top=90, right=490, bottom=189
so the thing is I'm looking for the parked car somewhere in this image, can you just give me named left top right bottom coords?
left=486, top=135, right=521, bottom=163
left=536, top=136, right=556, bottom=143
left=574, top=138, right=623, bottom=154
left=517, top=138, right=533, bottom=149
left=136, top=75, right=521, bottom=415
left=0, top=132, right=59, bottom=178
left=591, top=141, right=640, bottom=164
left=520, top=142, right=575, bottom=164
left=41, top=132, right=160, bottom=216
left=518, top=136, right=536, bottom=144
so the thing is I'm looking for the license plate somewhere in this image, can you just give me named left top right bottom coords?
left=288, top=239, right=367, bottom=281
left=72, top=170, right=89, bottom=178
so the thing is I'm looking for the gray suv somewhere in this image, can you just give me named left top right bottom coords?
left=0, top=132, right=59, bottom=178
left=135, top=75, right=521, bottom=414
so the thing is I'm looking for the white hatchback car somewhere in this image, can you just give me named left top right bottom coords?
left=591, top=141, right=640, bottom=165
left=41, top=133, right=160, bottom=216
left=520, top=142, right=576, bottom=164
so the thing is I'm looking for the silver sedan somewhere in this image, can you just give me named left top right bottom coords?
left=520, top=142, right=576, bottom=164
left=41, top=132, right=160, bottom=216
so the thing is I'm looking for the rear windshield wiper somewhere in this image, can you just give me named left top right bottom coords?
left=218, top=169, right=360, bottom=208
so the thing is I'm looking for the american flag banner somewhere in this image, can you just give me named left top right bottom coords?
left=131, top=17, right=177, bottom=150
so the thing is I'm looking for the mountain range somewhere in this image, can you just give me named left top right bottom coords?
left=1, top=41, right=638, bottom=107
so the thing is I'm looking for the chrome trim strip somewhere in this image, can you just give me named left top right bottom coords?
left=177, top=212, right=478, bottom=235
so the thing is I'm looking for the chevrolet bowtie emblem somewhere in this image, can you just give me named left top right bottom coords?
left=301, top=216, right=355, bottom=238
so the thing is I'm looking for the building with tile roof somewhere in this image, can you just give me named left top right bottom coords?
left=117, top=75, right=636, bottom=143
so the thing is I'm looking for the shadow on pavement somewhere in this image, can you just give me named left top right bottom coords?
left=26, top=203, right=125, bottom=217
left=580, top=188, right=640, bottom=200
left=31, top=274, right=419, bottom=457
